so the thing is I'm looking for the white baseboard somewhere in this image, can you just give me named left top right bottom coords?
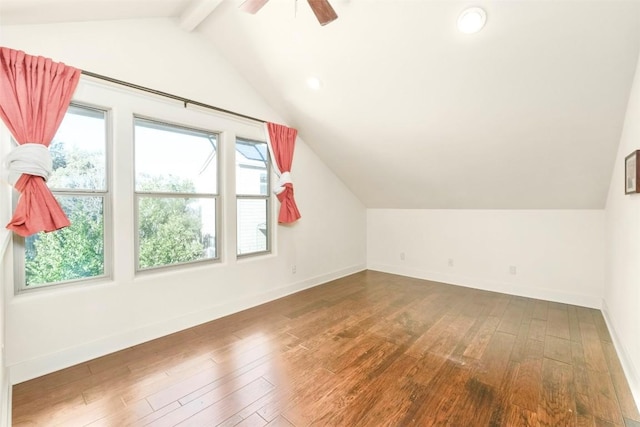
left=367, top=263, right=603, bottom=309
left=9, top=263, right=366, bottom=384
left=601, top=300, right=640, bottom=410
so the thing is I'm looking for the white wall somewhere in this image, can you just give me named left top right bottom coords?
left=0, top=114, right=11, bottom=425
left=604, top=45, right=640, bottom=406
left=368, top=209, right=605, bottom=308
left=0, top=19, right=366, bottom=384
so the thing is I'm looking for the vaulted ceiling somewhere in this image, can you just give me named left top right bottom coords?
left=2, top=0, right=640, bottom=209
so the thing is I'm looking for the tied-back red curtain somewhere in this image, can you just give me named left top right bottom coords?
left=0, top=47, right=81, bottom=237
left=265, top=122, right=301, bottom=224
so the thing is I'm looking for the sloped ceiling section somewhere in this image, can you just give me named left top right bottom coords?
left=2, top=0, right=640, bottom=209
left=200, top=0, right=640, bottom=209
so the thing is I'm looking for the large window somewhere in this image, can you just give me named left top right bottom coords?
left=8, top=80, right=273, bottom=292
left=134, top=117, right=219, bottom=271
left=16, top=104, right=110, bottom=291
left=236, top=138, right=270, bottom=256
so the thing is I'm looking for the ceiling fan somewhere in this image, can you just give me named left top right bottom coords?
left=240, top=0, right=338, bottom=26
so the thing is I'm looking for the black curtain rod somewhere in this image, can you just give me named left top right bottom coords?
left=81, top=70, right=267, bottom=124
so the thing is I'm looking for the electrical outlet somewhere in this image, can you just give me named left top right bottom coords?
left=448, top=258, right=454, bottom=267
left=509, top=265, right=517, bottom=275
left=292, top=265, right=297, bottom=274
left=400, top=252, right=405, bottom=261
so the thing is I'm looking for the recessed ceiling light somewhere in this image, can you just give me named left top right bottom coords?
left=307, top=77, right=322, bottom=90
left=457, top=7, right=486, bottom=34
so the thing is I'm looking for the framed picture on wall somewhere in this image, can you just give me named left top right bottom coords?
left=625, top=150, right=640, bottom=194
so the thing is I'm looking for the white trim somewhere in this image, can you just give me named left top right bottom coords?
left=601, top=299, right=640, bottom=410
left=9, top=263, right=366, bottom=384
left=0, top=365, right=10, bottom=427
left=263, top=123, right=282, bottom=177
left=0, top=231, right=9, bottom=264
left=367, top=263, right=603, bottom=309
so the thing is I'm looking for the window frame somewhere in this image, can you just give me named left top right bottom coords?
left=133, top=115, right=222, bottom=273
left=13, top=101, right=113, bottom=293
left=236, top=137, right=271, bottom=258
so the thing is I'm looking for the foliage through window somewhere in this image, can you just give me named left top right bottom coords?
left=19, top=104, right=109, bottom=289
left=236, top=138, right=270, bottom=256
left=10, top=84, right=274, bottom=291
left=134, top=118, right=219, bottom=270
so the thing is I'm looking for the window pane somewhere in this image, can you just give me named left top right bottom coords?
left=48, top=105, right=107, bottom=191
left=236, top=140, right=268, bottom=196
left=25, top=196, right=104, bottom=287
left=138, top=196, right=216, bottom=269
left=135, top=118, right=217, bottom=194
left=237, top=199, right=268, bottom=255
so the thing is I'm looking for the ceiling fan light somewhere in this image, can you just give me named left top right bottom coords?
left=457, top=7, right=486, bottom=34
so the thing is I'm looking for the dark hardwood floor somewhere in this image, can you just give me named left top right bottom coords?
left=12, top=271, right=640, bottom=426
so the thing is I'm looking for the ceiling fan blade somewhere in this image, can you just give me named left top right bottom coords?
left=307, top=0, right=338, bottom=26
left=239, top=0, right=269, bottom=14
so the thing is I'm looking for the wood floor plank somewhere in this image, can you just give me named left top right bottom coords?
left=12, top=362, right=131, bottom=412
left=538, top=358, right=577, bottom=427
left=497, top=299, right=526, bottom=336
left=510, top=305, right=535, bottom=364
left=136, top=401, right=182, bottom=426
left=12, top=393, right=87, bottom=426
left=265, top=415, right=294, bottom=427
left=529, top=318, right=548, bottom=342
left=545, top=335, right=573, bottom=365
left=310, top=353, right=419, bottom=426
left=585, top=369, right=625, bottom=425
left=594, top=419, right=623, bottom=427
left=38, top=395, right=127, bottom=427
left=84, top=398, right=153, bottom=426
left=592, top=311, right=613, bottom=343
left=476, top=331, right=516, bottom=388
left=533, top=300, right=550, bottom=320
left=581, top=321, right=609, bottom=373
left=147, top=353, right=273, bottom=411
left=510, top=339, right=544, bottom=412
left=602, top=341, right=640, bottom=422
left=408, top=361, right=473, bottom=425
left=12, top=363, right=91, bottom=397
left=446, top=375, right=498, bottom=426
left=405, top=313, right=457, bottom=358
left=347, top=351, right=454, bottom=427
left=11, top=271, right=637, bottom=427
left=547, top=306, right=572, bottom=340
left=282, top=338, right=401, bottom=425
left=150, top=377, right=274, bottom=427
left=420, top=314, right=476, bottom=359
left=232, top=412, right=268, bottom=427
left=576, top=392, right=597, bottom=427
left=463, top=315, right=501, bottom=359
left=572, top=340, right=593, bottom=397
left=576, top=307, right=596, bottom=324
left=489, top=294, right=512, bottom=318
left=503, top=404, right=539, bottom=427
left=568, top=306, right=583, bottom=343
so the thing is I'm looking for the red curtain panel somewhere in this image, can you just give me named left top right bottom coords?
left=0, top=47, right=80, bottom=237
left=266, top=122, right=301, bottom=224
